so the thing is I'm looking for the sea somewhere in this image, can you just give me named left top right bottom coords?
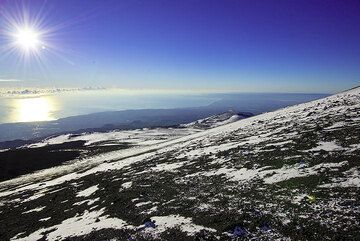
left=0, top=89, right=329, bottom=124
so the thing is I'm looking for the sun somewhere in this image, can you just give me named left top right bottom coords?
left=14, top=28, right=41, bottom=51
left=1, top=5, right=48, bottom=58
left=1, top=2, right=76, bottom=68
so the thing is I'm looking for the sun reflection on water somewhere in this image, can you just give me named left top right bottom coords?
left=13, top=96, right=56, bottom=122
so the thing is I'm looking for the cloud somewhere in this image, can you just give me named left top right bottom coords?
left=0, top=78, right=22, bottom=82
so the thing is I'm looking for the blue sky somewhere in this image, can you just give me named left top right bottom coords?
left=0, top=0, right=359, bottom=93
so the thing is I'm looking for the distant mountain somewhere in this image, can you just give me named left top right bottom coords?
left=180, top=110, right=252, bottom=129
left=0, top=87, right=359, bottom=240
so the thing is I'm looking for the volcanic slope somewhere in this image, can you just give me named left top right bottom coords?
left=0, top=87, right=360, bottom=240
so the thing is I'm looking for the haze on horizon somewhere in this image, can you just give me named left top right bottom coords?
left=0, top=0, right=359, bottom=93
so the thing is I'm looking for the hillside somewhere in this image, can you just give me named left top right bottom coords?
left=0, top=87, right=359, bottom=240
left=0, top=110, right=245, bottom=181
left=179, top=110, right=252, bottom=129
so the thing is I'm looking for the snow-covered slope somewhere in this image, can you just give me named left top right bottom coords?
left=25, top=127, right=201, bottom=149
left=0, top=87, right=360, bottom=240
left=179, top=110, right=251, bottom=129
left=21, top=110, right=246, bottom=149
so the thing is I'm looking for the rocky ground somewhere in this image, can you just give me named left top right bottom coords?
left=0, top=88, right=359, bottom=241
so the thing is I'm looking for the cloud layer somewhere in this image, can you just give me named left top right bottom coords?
left=0, top=78, right=22, bottom=82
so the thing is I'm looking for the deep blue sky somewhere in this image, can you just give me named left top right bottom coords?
left=0, top=0, right=359, bottom=93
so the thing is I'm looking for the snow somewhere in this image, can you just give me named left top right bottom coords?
left=11, top=208, right=133, bottom=241
left=0, top=148, right=157, bottom=198
left=76, top=185, right=99, bottom=197
left=265, top=140, right=293, bottom=147
left=307, top=141, right=344, bottom=152
left=3, top=88, right=349, bottom=195
left=39, top=217, right=51, bottom=222
left=200, top=166, right=267, bottom=182
left=324, top=122, right=345, bottom=130
left=190, top=161, right=350, bottom=185
left=150, top=215, right=216, bottom=234
left=22, top=206, right=46, bottom=214
left=262, top=162, right=348, bottom=184
left=121, top=181, right=133, bottom=189
left=178, top=142, right=240, bottom=160
left=151, top=162, right=187, bottom=172
left=135, top=201, right=152, bottom=207
left=148, top=206, right=158, bottom=213
left=346, top=143, right=360, bottom=153
left=73, top=200, right=88, bottom=206
left=20, top=191, right=47, bottom=203
left=13, top=213, right=215, bottom=240
left=2, top=87, right=360, bottom=240
left=180, top=111, right=244, bottom=129
left=27, top=127, right=201, bottom=148
left=88, top=197, right=100, bottom=205
left=291, top=194, right=308, bottom=205
left=320, top=168, right=360, bottom=188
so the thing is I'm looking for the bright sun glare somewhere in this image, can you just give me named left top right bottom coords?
left=2, top=8, right=49, bottom=58
left=14, top=28, right=40, bottom=51
left=1, top=4, right=73, bottom=66
left=14, top=97, right=55, bottom=122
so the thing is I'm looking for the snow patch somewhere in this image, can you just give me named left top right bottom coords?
left=307, top=141, right=344, bottom=152
left=135, top=201, right=152, bottom=207
left=11, top=208, right=133, bottom=241
left=320, top=168, right=360, bottom=188
left=76, top=185, right=99, bottom=197
left=22, top=206, right=46, bottom=214
left=121, top=181, right=133, bottom=189
left=151, top=162, right=187, bottom=172
left=150, top=214, right=216, bottom=234
left=39, top=217, right=51, bottom=222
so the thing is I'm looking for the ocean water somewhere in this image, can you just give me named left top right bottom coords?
left=0, top=90, right=219, bottom=124
left=0, top=89, right=329, bottom=124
